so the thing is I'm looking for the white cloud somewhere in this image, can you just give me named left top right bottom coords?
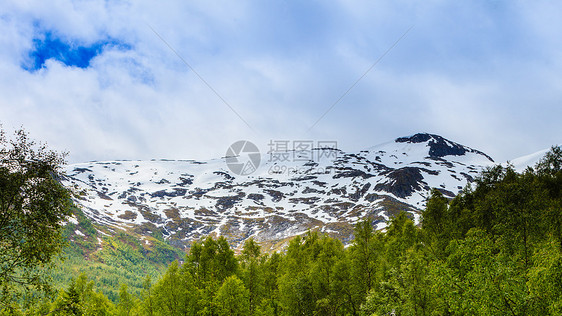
left=0, top=0, right=561, bottom=164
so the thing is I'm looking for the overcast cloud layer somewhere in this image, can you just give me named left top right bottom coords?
left=1, top=1, right=561, bottom=163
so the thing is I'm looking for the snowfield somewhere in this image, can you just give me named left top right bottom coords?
left=63, top=133, right=542, bottom=247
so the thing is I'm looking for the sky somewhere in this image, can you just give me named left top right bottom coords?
left=0, top=1, right=561, bottom=164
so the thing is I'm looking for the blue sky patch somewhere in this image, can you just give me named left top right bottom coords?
left=22, top=31, right=130, bottom=72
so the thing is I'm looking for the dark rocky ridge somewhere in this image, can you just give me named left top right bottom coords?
left=396, top=133, right=494, bottom=162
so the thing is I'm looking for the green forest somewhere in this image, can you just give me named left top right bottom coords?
left=1, top=133, right=562, bottom=315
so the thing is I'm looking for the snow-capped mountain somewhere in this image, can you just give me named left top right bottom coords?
left=62, top=133, right=496, bottom=248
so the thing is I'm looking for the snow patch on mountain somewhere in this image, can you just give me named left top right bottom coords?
left=509, top=148, right=549, bottom=172
left=62, top=133, right=496, bottom=247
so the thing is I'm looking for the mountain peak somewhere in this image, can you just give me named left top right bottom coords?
left=395, top=133, right=438, bottom=144
left=395, top=133, right=494, bottom=162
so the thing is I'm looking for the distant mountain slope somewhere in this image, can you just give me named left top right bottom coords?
left=62, top=133, right=496, bottom=248
left=509, top=148, right=550, bottom=172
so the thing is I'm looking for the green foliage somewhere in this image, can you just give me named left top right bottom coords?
left=0, top=128, right=70, bottom=307
left=277, top=231, right=351, bottom=315
left=436, top=229, right=526, bottom=314
left=60, top=207, right=100, bottom=258
left=240, top=239, right=262, bottom=314
left=421, top=189, right=451, bottom=256
left=527, top=238, right=562, bottom=314
left=214, top=275, right=249, bottom=316
left=50, top=274, right=116, bottom=315
left=148, top=260, right=197, bottom=315
left=117, top=284, right=137, bottom=316
left=536, top=145, right=562, bottom=175
left=51, top=208, right=183, bottom=304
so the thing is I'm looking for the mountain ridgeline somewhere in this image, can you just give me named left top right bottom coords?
left=62, top=133, right=496, bottom=250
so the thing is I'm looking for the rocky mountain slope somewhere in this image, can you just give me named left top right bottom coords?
left=62, top=133, right=496, bottom=249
